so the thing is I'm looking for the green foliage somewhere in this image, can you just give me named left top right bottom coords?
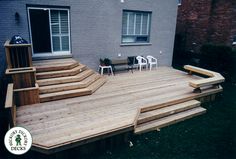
left=99, top=58, right=111, bottom=66
left=199, top=44, right=236, bottom=82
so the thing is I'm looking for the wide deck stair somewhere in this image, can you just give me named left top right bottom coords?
left=33, top=58, right=106, bottom=102
left=135, top=100, right=206, bottom=134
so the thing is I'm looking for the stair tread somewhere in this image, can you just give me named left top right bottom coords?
left=37, top=69, right=94, bottom=86
left=138, top=100, right=201, bottom=124
left=35, top=61, right=79, bottom=73
left=33, top=58, right=77, bottom=66
left=36, top=64, right=87, bottom=79
left=39, top=73, right=100, bottom=94
left=135, top=107, right=206, bottom=134
left=40, top=77, right=106, bottom=102
left=39, top=87, right=91, bottom=99
left=87, top=77, right=107, bottom=93
left=36, top=64, right=85, bottom=76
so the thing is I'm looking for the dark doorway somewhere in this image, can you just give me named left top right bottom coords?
left=29, top=9, right=52, bottom=54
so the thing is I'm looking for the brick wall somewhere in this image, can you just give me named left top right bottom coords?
left=176, top=0, right=236, bottom=53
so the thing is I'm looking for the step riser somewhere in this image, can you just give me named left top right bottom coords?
left=36, top=62, right=79, bottom=73
left=37, top=70, right=94, bottom=86
left=36, top=65, right=87, bottom=80
left=39, top=74, right=100, bottom=94
left=138, top=102, right=200, bottom=124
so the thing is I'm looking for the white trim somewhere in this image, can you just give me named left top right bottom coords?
left=27, top=7, right=71, bottom=57
left=147, top=14, right=150, bottom=35
left=178, top=0, right=182, bottom=6
left=127, top=12, right=129, bottom=35
left=134, top=14, right=136, bottom=35
left=48, top=9, right=53, bottom=55
left=140, top=14, right=143, bottom=35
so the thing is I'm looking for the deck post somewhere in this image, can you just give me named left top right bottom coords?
left=4, top=40, right=32, bottom=68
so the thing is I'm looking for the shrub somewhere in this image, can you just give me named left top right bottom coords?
left=199, top=44, right=236, bottom=82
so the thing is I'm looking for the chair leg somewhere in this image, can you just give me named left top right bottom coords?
left=139, top=65, right=141, bottom=71
left=150, top=64, right=152, bottom=71
left=110, top=67, right=114, bottom=76
left=101, top=68, right=104, bottom=75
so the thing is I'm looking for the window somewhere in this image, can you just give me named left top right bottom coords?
left=122, top=11, right=151, bottom=43
left=178, top=0, right=182, bottom=6
left=50, top=10, right=70, bottom=52
left=233, top=35, right=236, bottom=45
left=28, top=7, right=70, bottom=56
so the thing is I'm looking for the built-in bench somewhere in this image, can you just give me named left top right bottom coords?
left=111, top=57, right=137, bottom=73
left=184, top=65, right=225, bottom=93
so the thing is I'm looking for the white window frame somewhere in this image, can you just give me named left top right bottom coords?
left=27, top=7, right=71, bottom=57
left=178, top=0, right=182, bottom=6
left=122, top=10, right=151, bottom=44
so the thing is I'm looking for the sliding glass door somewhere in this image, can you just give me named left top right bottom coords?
left=28, top=8, right=70, bottom=57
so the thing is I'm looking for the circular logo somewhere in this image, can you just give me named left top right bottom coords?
left=4, top=127, right=32, bottom=155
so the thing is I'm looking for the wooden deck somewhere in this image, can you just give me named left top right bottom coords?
left=15, top=67, right=223, bottom=154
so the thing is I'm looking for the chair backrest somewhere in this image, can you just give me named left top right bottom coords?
left=136, top=56, right=147, bottom=64
left=146, top=55, right=156, bottom=63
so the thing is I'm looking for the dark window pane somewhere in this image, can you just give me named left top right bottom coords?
left=136, top=36, right=148, bottom=42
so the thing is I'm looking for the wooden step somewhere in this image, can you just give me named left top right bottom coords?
left=37, top=69, right=94, bottom=86
left=135, top=107, right=206, bottom=134
left=39, top=73, right=100, bottom=94
left=40, top=88, right=91, bottom=102
left=36, top=64, right=86, bottom=80
left=40, top=77, right=107, bottom=102
left=87, top=77, right=107, bottom=93
left=35, top=61, right=79, bottom=73
left=138, top=100, right=201, bottom=124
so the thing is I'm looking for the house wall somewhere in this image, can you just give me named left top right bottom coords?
left=0, top=0, right=178, bottom=74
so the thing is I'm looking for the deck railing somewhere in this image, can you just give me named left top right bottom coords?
left=5, top=83, right=16, bottom=128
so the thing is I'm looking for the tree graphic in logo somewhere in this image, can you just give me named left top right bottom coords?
left=15, top=134, right=22, bottom=146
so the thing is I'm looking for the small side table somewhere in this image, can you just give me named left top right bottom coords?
left=99, top=65, right=114, bottom=76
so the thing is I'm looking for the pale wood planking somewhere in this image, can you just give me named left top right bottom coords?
left=36, top=64, right=86, bottom=79
left=39, top=73, right=100, bottom=94
left=5, top=84, right=14, bottom=109
left=184, top=65, right=225, bottom=89
left=37, top=69, right=94, bottom=86
left=135, top=107, right=206, bottom=134
left=33, top=58, right=77, bottom=66
left=138, top=100, right=201, bottom=124
left=15, top=67, right=222, bottom=152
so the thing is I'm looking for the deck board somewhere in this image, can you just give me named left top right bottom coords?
left=15, top=67, right=222, bottom=153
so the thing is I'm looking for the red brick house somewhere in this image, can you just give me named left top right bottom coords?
left=176, top=0, right=236, bottom=53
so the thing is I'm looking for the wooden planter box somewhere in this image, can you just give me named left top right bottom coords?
left=6, top=67, right=36, bottom=89
left=14, top=84, right=40, bottom=106
left=4, top=40, right=32, bottom=68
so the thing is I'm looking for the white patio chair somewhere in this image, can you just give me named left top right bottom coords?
left=136, top=56, right=148, bottom=71
left=147, top=55, right=158, bottom=70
